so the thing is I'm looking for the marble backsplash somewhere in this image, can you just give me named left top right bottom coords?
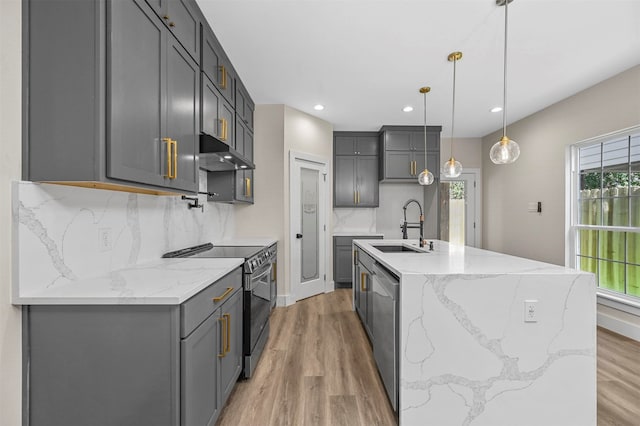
left=12, top=171, right=235, bottom=299
left=332, top=208, right=376, bottom=233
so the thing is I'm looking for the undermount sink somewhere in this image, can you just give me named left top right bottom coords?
left=372, top=245, right=425, bottom=253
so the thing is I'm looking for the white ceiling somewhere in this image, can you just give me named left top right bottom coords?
left=196, top=0, right=640, bottom=137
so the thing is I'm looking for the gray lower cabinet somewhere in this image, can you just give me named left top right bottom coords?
left=334, top=235, right=382, bottom=288
left=354, top=247, right=376, bottom=341
left=23, top=268, right=243, bottom=426
left=25, top=0, right=199, bottom=194
left=334, top=132, right=379, bottom=208
left=379, top=126, right=441, bottom=183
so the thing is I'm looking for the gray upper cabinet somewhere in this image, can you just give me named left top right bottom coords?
left=334, top=132, right=379, bottom=208
left=207, top=169, right=253, bottom=204
left=201, top=26, right=235, bottom=105
left=334, top=134, right=378, bottom=156
left=235, top=81, right=255, bottom=132
left=146, top=0, right=200, bottom=63
left=25, top=0, right=198, bottom=194
left=379, top=126, right=441, bottom=183
left=202, top=74, right=235, bottom=147
left=235, top=117, right=253, bottom=160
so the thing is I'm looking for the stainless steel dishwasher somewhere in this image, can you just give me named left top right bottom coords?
left=372, top=261, right=399, bottom=412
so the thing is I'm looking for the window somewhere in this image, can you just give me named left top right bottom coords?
left=569, top=126, right=640, bottom=304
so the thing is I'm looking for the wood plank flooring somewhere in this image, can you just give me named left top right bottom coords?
left=597, top=327, right=640, bottom=426
left=216, top=289, right=640, bottom=426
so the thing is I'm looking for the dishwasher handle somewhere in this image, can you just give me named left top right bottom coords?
left=372, top=262, right=399, bottom=300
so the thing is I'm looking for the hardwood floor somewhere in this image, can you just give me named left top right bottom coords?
left=597, top=327, right=640, bottom=426
left=217, top=289, right=640, bottom=426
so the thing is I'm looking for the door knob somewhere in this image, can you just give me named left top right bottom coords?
left=296, top=234, right=303, bottom=239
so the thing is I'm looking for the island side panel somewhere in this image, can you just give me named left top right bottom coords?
left=399, top=273, right=596, bottom=426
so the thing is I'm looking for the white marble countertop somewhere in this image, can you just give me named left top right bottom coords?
left=333, top=232, right=385, bottom=237
left=214, top=238, right=278, bottom=247
left=354, top=239, right=588, bottom=276
left=13, top=258, right=244, bottom=305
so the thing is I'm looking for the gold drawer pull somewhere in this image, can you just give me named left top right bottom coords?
left=213, top=287, right=234, bottom=302
left=361, top=272, right=366, bottom=292
left=245, top=178, right=251, bottom=197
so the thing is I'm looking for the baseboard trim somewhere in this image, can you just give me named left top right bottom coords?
left=276, top=294, right=295, bottom=307
left=598, top=306, right=640, bottom=342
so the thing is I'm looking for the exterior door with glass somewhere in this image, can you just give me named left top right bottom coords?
left=440, top=171, right=479, bottom=247
left=290, top=152, right=328, bottom=301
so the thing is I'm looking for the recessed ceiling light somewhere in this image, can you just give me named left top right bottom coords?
left=240, top=165, right=247, bottom=169
left=314, top=104, right=324, bottom=111
left=402, top=106, right=414, bottom=112
left=223, top=155, right=232, bottom=159
left=491, top=106, right=503, bottom=113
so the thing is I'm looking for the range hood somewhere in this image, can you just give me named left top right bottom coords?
left=199, top=134, right=255, bottom=172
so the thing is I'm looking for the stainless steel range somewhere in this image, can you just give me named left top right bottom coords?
left=163, top=242, right=277, bottom=378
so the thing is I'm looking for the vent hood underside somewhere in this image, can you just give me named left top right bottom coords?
left=199, top=134, right=255, bottom=172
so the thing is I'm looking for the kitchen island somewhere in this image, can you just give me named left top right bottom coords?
left=353, top=239, right=596, bottom=426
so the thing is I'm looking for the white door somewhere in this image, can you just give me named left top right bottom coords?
left=290, top=152, right=328, bottom=301
left=440, top=170, right=481, bottom=247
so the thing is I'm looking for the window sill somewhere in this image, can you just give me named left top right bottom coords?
left=597, top=290, right=640, bottom=317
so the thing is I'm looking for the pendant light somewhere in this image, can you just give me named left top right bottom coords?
left=442, top=51, right=463, bottom=178
left=490, top=0, right=520, bottom=164
left=418, top=87, right=434, bottom=186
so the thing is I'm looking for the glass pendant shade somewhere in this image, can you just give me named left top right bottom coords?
left=442, top=157, right=462, bottom=178
left=418, top=169, right=435, bottom=186
left=490, top=135, right=520, bottom=164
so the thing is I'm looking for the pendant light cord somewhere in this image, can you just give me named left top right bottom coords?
left=423, top=91, right=428, bottom=169
left=502, top=0, right=509, bottom=139
left=450, top=56, right=457, bottom=160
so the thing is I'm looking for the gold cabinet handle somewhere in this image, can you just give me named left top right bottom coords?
left=354, top=191, right=357, bottom=205
left=171, top=139, right=177, bottom=179
left=219, top=118, right=227, bottom=141
left=219, top=65, right=227, bottom=89
left=213, top=287, right=234, bottom=302
left=218, top=316, right=227, bottom=358
left=162, top=15, right=169, bottom=20
left=409, top=161, right=413, bottom=176
left=357, top=191, right=360, bottom=204
left=224, top=313, right=231, bottom=354
left=163, top=137, right=172, bottom=178
left=360, top=272, right=366, bottom=292
left=245, top=177, right=251, bottom=197
left=353, top=250, right=358, bottom=266
left=224, top=118, right=228, bottom=141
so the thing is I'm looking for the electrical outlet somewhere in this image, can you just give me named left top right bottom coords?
left=524, top=300, right=538, bottom=322
left=98, top=228, right=113, bottom=252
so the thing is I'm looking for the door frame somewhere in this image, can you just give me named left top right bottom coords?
left=440, top=168, right=482, bottom=248
left=289, top=151, right=329, bottom=303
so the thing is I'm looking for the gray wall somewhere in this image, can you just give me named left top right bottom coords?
left=481, top=65, right=640, bottom=338
left=481, top=65, right=640, bottom=264
left=236, top=105, right=334, bottom=303
left=1, top=0, right=22, bottom=424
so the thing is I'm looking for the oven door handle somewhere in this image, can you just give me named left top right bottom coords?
left=249, top=264, right=272, bottom=287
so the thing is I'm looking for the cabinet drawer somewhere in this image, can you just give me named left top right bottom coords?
left=356, top=248, right=376, bottom=272
left=181, top=267, right=242, bottom=337
left=334, top=235, right=381, bottom=246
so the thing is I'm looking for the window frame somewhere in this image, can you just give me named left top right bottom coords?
left=567, top=124, right=640, bottom=311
